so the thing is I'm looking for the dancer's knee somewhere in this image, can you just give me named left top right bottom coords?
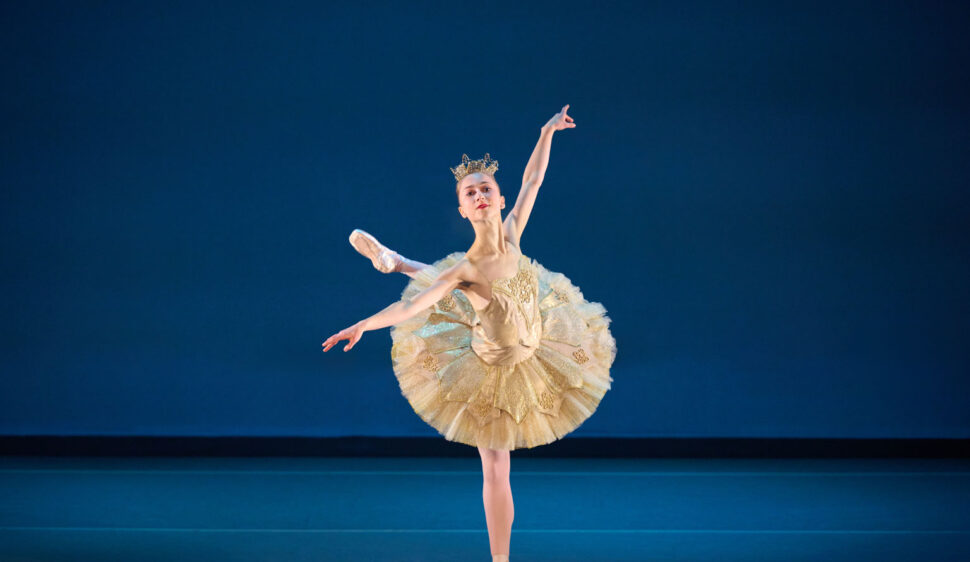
left=478, top=447, right=510, bottom=484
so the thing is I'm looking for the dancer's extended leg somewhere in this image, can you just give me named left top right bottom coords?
left=348, top=229, right=430, bottom=278
left=478, top=446, right=513, bottom=561
left=395, top=255, right=432, bottom=278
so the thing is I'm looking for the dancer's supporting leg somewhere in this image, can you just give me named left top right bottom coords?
left=348, top=229, right=430, bottom=278
left=478, top=446, right=513, bottom=561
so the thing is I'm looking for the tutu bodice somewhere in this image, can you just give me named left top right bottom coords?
left=467, top=247, right=542, bottom=367
left=390, top=244, right=616, bottom=451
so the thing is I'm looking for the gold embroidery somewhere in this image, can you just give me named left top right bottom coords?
left=473, top=400, right=492, bottom=417
left=495, top=261, right=536, bottom=305
left=553, top=288, right=569, bottom=303
left=422, top=354, right=440, bottom=372
left=437, top=293, right=456, bottom=312
left=538, top=390, right=555, bottom=409
left=573, top=348, right=589, bottom=364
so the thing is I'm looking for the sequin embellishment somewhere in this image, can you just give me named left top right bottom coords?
left=473, top=400, right=492, bottom=417
left=494, top=260, right=536, bottom=304
left=572, top=348, right=589, bottom=364
left=437, top=293, right=456, bottom=312
left=422, top=354, right=440, bottom=373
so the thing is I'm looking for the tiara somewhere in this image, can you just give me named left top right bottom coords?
left=450, top=153, right=499, bottom=183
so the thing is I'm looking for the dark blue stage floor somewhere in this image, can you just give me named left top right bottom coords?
left=1, top=457, right=968, bottom=561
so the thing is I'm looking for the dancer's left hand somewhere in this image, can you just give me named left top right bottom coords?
left=544, top=104, right=575, bottom=132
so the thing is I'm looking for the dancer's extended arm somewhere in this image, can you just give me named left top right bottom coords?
left=322, top=262, right=466, bottom=352
left=506, top=104, right=575, bottom=239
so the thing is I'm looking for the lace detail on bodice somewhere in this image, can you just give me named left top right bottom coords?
left=466, top=251, right=542, bottom=367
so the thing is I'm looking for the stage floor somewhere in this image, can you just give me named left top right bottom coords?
left=2, top=456, right=968, bottom=561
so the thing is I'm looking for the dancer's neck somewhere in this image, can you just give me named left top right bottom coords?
left=468, top=217, right=507, bottom=258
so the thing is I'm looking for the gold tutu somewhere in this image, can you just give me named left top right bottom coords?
left=390, top=249, right=616, bottom=451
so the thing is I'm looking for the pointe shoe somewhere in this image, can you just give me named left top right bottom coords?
left=349, top=229, right=401, bottom=273
left=492, top=555, right=509, bottom=562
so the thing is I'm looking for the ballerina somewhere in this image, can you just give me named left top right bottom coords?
left=323, top=105, right=616, bottom=562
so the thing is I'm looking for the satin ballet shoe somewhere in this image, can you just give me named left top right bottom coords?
left=349, top=229, right=401, bottom=273
left=491, top=555, right=509, bottom=562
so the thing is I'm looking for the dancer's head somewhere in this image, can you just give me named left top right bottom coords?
left=451, top=154, right=505, bottom=221
left=456, top=172, right=504, bottom=220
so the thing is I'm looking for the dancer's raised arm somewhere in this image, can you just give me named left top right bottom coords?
left=322, top=262, right=467, bottom=352
left=505, top=104, right=576, bottom=239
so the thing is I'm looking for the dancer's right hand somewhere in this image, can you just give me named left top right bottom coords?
left=322, top=321, right=367, bottom=352
left=544, top=104, right=575, bottom=132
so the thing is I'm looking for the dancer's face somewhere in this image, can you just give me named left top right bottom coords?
left=457, top=173, right=504, bottom=220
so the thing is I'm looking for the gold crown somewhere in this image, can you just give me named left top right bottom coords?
left=450, top=153, right=499, bottom=183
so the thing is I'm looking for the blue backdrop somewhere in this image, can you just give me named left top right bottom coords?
left=1, top=1, right=967, bottom=438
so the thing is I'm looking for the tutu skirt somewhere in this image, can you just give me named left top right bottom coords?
left=390, top=251, right=616, bottom=451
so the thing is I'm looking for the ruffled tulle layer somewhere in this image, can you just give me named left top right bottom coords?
left=390, top=252, right=616, bottom=451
